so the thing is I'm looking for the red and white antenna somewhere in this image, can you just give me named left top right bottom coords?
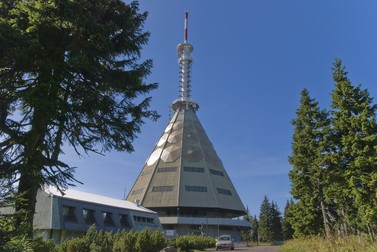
left=172, top=12, right=198, bottom=111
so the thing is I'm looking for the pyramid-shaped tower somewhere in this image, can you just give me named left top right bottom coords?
left=127, top=13, right=250, bottom=239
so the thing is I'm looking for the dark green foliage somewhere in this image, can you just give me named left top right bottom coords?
left=289, top=58, right=377, bottom=241
left=270, top=201, right=283, bottom=242
left=150, top=229, right=168, bottom=250
left=329, top=59, right=377, bottom=239
left=0, top=0, right=158, bottom=236
left=87, top=227, right=114, bottom=252
left=1, top=237, right=34, bottom=252
left=0, top=227, right=55, bottom=252
left=281, top=200, right=294, bottom=240
left=112, top=230, right=138, bottom=252
left=250, top=215, right=259, bottom=243
left=174, top=236, right=193, bottom=252
left=193, top=235, right=216, bottom=250
left=54, top=228, right=168, bottom=252
left=55, top=237, right=90, bottom=252
left=289, top=88, right=330, bottom=237
left=53, top=230, right=213, bottom=252
left=173, top=235, right=215, bottom=252
left=0, top=195, right=35, bottom=251
left=258, top=196, right=283, bottom=242
left=135, top=228, right=166, bottom=252
left=286, top=201, right=323, bottom=237
left=259, top=196, right=272, bottom=242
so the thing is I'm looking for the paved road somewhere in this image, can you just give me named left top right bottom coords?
left=206, top=246, right=281, bottom=252
left=240, top=246, right=281, bottom=252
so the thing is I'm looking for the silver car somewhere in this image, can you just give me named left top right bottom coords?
left=215, top=234, right=235, bottom=250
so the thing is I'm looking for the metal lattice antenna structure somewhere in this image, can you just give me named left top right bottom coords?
left=172, top=12, right=198, bottom=111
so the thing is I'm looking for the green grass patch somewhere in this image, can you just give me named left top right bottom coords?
left=280, top=236, right=376, bottom=252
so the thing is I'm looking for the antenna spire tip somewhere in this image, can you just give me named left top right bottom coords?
left=184, top=12, right=189, bottom=43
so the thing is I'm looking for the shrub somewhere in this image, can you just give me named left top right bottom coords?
left=57, top=237, right=90, bottom=252
left=1, top=235, right=34, bottom=252
left=31, top=237, right=56, bottom=252
left=174, top=235, right=192, bottom=252
left=150, top=229, right=167, bottom=250
left=113, top=230, right=138, bottom=252
left=193, top=235, right=215, bottom=250
left=173, top=234, right=216, bottom=252
left=2, top=224, right=217, bottom=252
left=56, top=228, right=167, bottom=252
left=136, top=228, right=166, bottom=252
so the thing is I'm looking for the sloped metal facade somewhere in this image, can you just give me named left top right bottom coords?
left=127, top=103, right=246, bottom=217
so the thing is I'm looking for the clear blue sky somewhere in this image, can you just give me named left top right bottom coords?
left=66, top=0, right=377, bottom=216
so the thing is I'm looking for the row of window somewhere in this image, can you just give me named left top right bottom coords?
left=133, top=215, right=154, bottom=224
left=63, top=206, right=131, bottom=228
left=184, top=166, right=205, bottom=173
left=152, top=185, right=174, bottom=192
left=141, top=166, right=225, bottom=176
left=209, top=169, right=224, bottom=176
left=62, top=206, right=153, bottom=227
left=217, top=188, right=232, bottom=195
left=145, top=186, right=232, bottom=195
left=185, top=185, right=207, bottom=192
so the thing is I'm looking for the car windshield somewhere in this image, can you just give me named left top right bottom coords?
left=219, top=236, right=230, bottom=241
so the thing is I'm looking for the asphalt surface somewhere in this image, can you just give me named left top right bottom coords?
left=238, top=246, right=281, bottom=252
left=206, top=246, right=281, bottom=252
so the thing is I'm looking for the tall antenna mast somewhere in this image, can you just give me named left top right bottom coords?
left=172, top=12, right=198, bottom=111
left=184, top=12, right=188, bottom=43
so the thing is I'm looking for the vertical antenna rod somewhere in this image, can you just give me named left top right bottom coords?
left=184, top=12, right=188, bottom=43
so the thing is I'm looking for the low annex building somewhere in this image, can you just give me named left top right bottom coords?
left=32, top=186, right=161, bottom=242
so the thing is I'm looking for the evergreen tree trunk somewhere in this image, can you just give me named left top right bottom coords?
left=319, top=194, right=332, bottom=238
left=366, top=224, right=375, bottom=243
left=317, top=176, right=332, bottom=238
left=16, top=174, right=40, bottom=237
left=15, top=104, right=48, bottom=236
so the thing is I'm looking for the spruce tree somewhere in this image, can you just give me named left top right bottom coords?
left=270, top=201, right=283, bottom=242
left=259, top=196, right=272, bottom=242
left=289, top=88, right=331, bottom=237
left=258, top=197, right=283, bottom=242
left=250, top=215, right=259, bottom=244
left=329, top=59, right=377, bottom=240
left=281, top=200, right=294, bottom=240
left=0, top=0, right=158, bottom=236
